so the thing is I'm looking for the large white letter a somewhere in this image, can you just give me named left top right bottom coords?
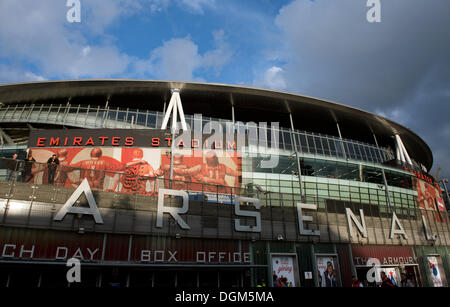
left=54, top=178, right=103, bottom=224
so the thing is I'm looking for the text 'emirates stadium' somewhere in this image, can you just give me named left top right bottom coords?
left=0, top=79, right=448, bottom=288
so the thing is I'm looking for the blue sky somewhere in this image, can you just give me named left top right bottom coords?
left=0, top=0, right=449, bottom=181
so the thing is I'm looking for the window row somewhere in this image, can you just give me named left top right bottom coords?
left=252, top=156, right=413, bottom=190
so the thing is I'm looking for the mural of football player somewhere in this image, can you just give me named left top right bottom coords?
left=120, top=148, right=160, bottom=194
left=54, top=149, right=74, bottom=187
left=70, top=148, right=108, bottom=190
left=186, top=151, right=241, bottom=193
left=159, top=153, right=202, bottom=191
left=416, top=179, right=446, bottom=223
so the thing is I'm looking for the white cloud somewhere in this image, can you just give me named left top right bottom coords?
left=67, top=45, right=131, bottom=78
left=136, top=31, right=233, bottom=81
left=148, top=0, right=171, bottom=12
left=145, top=0, right=215, bottom=14
left=0, top=64, right=45, bottom=84
left=179, top=0, right=216, bottom=14
left=148, top=37, right=203, bottom=81
left=254, top=66, right=287, bottom=90
left=0, top=0, right=134, bottom=80
left=202, top=30, right=233, bottom=75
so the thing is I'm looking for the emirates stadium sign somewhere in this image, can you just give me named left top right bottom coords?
left=28, top=128, right=256, bottom=149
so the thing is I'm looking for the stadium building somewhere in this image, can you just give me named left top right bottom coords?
left=0, top=80, right=448, bottom=288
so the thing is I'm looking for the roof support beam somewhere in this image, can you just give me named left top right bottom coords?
left=0, top=128, right=14, bottom=144
left=395, top=134, right=412, bottom=165
left=161, top=89, right=187, bottom=131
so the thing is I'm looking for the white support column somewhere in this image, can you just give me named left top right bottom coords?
left=160, top=89, right=187, bottom=131
left=175, top=92, right=187, bottom=131
left=395, top=134, right=412, bottom=165
left=172, top=94, right=178, bottom=131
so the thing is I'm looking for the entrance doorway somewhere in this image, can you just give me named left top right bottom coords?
left=355, top=265, right=421, bottom=287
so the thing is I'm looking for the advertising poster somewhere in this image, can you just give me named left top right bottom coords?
left=415, top=178, right=447, bottom=223
left=316, top=256, right=338, bottom=287
left=271, top=255, right=296, bottom=287
left=28, top=147, right=242, bottom=202
left=427, top=256, right=443, bottom=287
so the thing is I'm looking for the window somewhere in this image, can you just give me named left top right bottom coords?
left=299, top=134, right=308, bottom=152
left=328, top=139, right=337, bottom=156
left=307, top=135, right=315, bottom=154
left=283, top=131, right=292, bottom=151
left=385, top=170, right=413, bottom=189
left=322, top=139, right=331, bottom=155
left=314, top=136, right=323, bottom=155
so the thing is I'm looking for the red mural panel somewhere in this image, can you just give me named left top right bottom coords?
left=414, top=178, right=447, bottom=223
left=103, top=234, right=130, bottom=261
left=336, top=245, right=353, bottom=287
left=28, top=147, right=242, bottom=197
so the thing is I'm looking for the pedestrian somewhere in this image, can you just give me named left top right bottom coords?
left=7, top=153, right=19, bottom=181
left=400, top=273, right=414, bottom=287
left=22, top=151, right=36, bottom=182
left=256, top=279, right=266, bottom=287
left=379, top=271, right=396, bottom=288
left=352, top=275, right=363, bottom=287
left=47, top=154, right=59, bottom=185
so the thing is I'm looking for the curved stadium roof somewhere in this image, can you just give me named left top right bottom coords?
left=0, top=80, right=433, bottom=170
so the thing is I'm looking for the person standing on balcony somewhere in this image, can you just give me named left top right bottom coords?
left=47, top=154, right=59, bottom=184
left=7, top=153, right=19, bottom=181
left=22, top=151, right=36, bottom=182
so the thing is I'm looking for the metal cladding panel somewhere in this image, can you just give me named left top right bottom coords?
left=103, top=234, right=130, bottom=261
left=336, top=245, right=353, bottom=287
